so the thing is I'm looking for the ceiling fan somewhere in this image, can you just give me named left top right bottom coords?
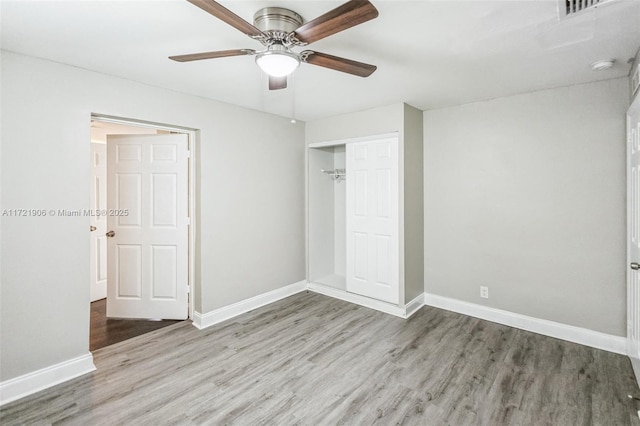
left=169, top=0, right=379, bottom=90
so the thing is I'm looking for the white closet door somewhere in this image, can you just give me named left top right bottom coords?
left=346, top=137, right=399, bottom=304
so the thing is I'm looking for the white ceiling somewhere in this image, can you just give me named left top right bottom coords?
left=2, top=0, right=639, bottom=121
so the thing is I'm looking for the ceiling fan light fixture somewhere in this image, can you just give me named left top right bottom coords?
left=255, top=48, right=300, bottom=77
left=173, top=0, right=380, bottom=90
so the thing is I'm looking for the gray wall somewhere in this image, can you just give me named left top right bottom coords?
left=307, top=147, right=336, bottom=281
left=424, top=77, right=628, bottom=336
left=403, top=104, right=424, bottom=303
left=333, top=146, right=347, bottom=278
left=305, top=103, right=404, bottom=145
left=0, top=51, right=305, bottom=381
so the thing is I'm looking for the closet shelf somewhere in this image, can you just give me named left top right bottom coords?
left=321, top=168, right=346, bottom=183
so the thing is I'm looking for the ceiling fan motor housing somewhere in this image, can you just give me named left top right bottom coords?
left=253, top=7, right=304, bottom=42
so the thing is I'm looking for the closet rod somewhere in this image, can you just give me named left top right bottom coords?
left=321, top=168, right=346, bottom=182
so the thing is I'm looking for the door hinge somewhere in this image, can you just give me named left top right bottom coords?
left=187, top=217, right=191, bottom=225
left=187, top=150, right=191, bottom=158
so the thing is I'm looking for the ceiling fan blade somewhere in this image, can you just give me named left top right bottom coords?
left=290, top=0, right=378, bottom=45
left=301, top=51, right=376, bottom=77
left=169, top=49, right=255, bottom=62
left=187, top=0, right=266, bottom=39
left=269, top=76, right=287, bottom=90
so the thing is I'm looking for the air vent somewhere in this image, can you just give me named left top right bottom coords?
left=560, top=0, right=613, bottom=18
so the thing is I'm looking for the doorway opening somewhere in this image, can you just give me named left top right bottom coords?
left=89, top=115, right=196, bottom=351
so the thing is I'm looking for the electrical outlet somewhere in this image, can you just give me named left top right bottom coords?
left=480, top=286, right=489, bottom=299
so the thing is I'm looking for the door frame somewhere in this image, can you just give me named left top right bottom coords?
left=627, top=96, right=640, bottom=386
left=89, top=142, right=108, bottom=302
left=90, top=113, right=198, bottom=321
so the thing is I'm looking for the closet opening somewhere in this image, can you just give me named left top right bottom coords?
left=308, top=144, right=347, bottom=290
left=307, top=134, right=402, bottom=306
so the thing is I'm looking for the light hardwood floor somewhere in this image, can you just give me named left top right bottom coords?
left=2, top=291, right=639, bottom=425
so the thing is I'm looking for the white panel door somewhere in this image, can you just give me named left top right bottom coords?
left=346, top=137, right=399, bottom=304
left=628, top=96, right=640, bottom=375
left=106, top=134, right=189, bottom=319
left=90, top=143, right=107, bottom=302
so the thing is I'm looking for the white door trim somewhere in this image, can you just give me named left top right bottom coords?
left=308, top=132, right=399, bottom=149
left=90, top=143, right=108, bottom=302
left=90, top=114, right=197, bottom=321
left=626, top=96, right=640, bottom=387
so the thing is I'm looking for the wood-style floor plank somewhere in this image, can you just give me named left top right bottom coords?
left=90, top=298, right=182, bottom=351
left=1, top=291, right=639, bottom=425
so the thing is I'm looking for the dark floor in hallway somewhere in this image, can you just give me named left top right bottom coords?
left=90, top=298, right=182, bottom=351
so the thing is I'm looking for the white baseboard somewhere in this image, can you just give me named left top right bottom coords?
left=424, top=293, right=627, bottom=355
left=0, top=353, right=96, bottom=406
left=192, top=280, right=307, bottom=330
left=404, top=293, right=425, bottom=319
left=307, top=282, right=420, bottom=319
